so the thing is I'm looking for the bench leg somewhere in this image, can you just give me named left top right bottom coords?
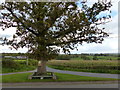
left=41, top=77, right=44, bottom=79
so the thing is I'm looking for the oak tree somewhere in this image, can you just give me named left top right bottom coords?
left=0, top=1, right=112, bottom=75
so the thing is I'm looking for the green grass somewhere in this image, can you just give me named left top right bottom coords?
left=2, top=65, right=36, bottom=73
left=1, top=72, right=118, bottom=83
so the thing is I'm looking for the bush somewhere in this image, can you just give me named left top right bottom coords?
left=2, top=59, right=37, bottom=73
left=17, top=61, right=26, bottom=65
left=56, top=55, right=71, bottom=60
left=93, top=56, right=98, bottom=60
left=15, top=59, right=38, bottom=66
left=28, top=59, right=38, bottom=66
left=118, top=57, right=120, bottom=60
left=2, top=60, right=20, bottom=68
left=80, top=55, right=91, bottom=60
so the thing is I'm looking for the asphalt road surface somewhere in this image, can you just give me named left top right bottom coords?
left=46, top=67, right=119, bottom=79
left=1, top=81, right=119, bottom=88
left=1, top=67, right=119, bottom=79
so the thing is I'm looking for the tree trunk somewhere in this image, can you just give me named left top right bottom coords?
left=36, top=60, right=47, bottom=75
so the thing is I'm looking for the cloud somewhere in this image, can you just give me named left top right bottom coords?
left=0, top=27, right=16, bottom=36
left=111, top=0, right=119, bottom=13
left=69, top=37, right=118, bottom=54
left=102, top=14, right=118, bottom=35
left=0, top=45, right=28, bottom=53
left=0, top=0, right=4, bottom=4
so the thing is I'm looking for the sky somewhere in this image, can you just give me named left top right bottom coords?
left=0, top=0, right=119, bottom=54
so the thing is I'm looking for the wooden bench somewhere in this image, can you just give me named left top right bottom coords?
left=28, top=72, right=56, bottom=80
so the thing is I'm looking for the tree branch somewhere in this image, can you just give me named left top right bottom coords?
left=4, top=6, right=39, bottom=36
left=47, top=38, right=86, bottom=46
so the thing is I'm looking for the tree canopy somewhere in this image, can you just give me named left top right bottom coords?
left=0, top=1, right=112, bottom=61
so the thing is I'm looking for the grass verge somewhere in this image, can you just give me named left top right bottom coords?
left=47, top=60, right=119, bottom=74
left=2, top=65, right=36, bottom=73
left=48, top=65, right=119, bottom=74
left=1, top=72, right=118, bottom=83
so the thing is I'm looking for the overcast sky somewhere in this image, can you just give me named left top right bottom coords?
left=0, top=0, right=119, bottom=54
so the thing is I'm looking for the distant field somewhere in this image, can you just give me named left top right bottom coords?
left=56, top=54, right=119, bottom=61
left=71, top=56, right=118, bottom=60
left=47, top=60, right=119, bottom=74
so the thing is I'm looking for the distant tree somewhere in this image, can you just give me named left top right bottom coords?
left=93, top=55, right=98, bottom=60
left=56, top=55, right=71, bottom=60
left=80, top=55, right=90, bottom=60
left=118, top=54, right=120, bottom=57
left=118, top=57, right=120, bottom=60
left=0, top=1, right=112, bottom=75
left=100, top=53, right=103, bottom=56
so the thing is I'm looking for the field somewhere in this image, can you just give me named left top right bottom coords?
left=47, top=60, right=119, bottom=74
left=71, top=56, right=118, bottom=60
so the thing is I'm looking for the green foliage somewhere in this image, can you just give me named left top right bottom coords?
left=0, top=1, right=112, bottom=75
left=1, top=1, right=112, bottom=61
left=72, top=55, right=118, bottom=60
left=2, top=65, right=36, bottom=73
left=80, top=55, right=91, bottom=60
left=28, top=59, right=38, bottom=66
left=2, top=59, right=37, bottom=73
left=118, top=57, right=120, bottom=60
left=56, top=55, right=71, bottom=60
left=2, top=60, right=20, bottom=68
left=93, top=55, right=98, bottom=60
left=14, top=59, right=38, bottom=66
left=2, top=57, right=13, bottom=60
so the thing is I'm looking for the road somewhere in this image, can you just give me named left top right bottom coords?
left=1, top=67, right=119, bottom=79
left=1, top=81, right=119, bottom=88
left=46, top=67, right=119, bottom=79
